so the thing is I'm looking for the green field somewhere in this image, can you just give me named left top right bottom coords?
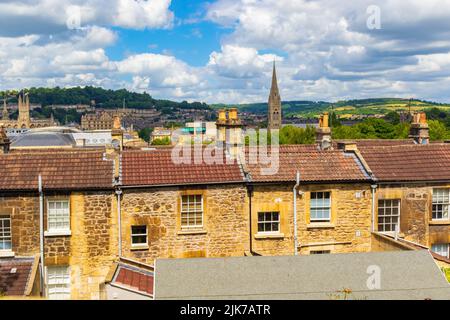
left=212, top=98, right=450, bottom=118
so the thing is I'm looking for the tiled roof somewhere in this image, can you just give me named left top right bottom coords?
left=334, top=139, right=416, bottom=147
left=122, top=147, right=244, bottom=186
left=113, top=264, right=154, bottom=296
left=0, top=149, right=114, bottom=191
left=359, top=143, right=450, bottom=182
left=0, top=257, right=36, bottom=296
left=245, top=145, right=370, bottom=183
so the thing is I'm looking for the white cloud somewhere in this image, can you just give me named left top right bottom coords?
left=208, top=45, right=282, bottom=78
left=114, top=0, right=173, bottom=29
left=0, top=0, right=174, bottom=36
left=117, top=53, right=200, bottom=87
left=3, top=0, right=450, bottom=104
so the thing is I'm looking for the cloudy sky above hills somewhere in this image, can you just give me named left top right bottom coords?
left=1, top=0, right=450, bottom=103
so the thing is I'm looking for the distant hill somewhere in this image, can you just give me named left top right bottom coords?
left=212, top=98, right=450, bottom=118
left=1, top=86, right=210, bottom=111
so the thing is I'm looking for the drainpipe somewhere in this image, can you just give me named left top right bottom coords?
left=38, top=175, right=45, bottom=297
left=371, top=184, right=378, bottom=232
left=293, top=171, right=300, bottom=255
left=116, top=189, right=123, bottom=258
left=246, top=184, right=256, bottom=255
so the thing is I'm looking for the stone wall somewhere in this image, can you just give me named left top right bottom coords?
left=250, top=183, right=373, bottom=256
left=120, top=184, right=248, bottom=265
left=0, top=193, right=40, bottom=256
left=0, top=191, right=117, bottom=300
left=376, top=184, right=450, bottom=247
left=69, top=192, right=117, bottom=300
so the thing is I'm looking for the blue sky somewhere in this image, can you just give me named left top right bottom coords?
left=107, top=1, right=227, bottom=66
left=1, top=0, right=450, bottom=103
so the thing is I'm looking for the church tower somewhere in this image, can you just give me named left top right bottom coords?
left=268, top=62, right=282, bottom=130
left=17, top=91, right=31, bottom=128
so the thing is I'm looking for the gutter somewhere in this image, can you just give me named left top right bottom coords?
left=116, top=188, right=122, bottom=258
left=120, top=180, right=246, bottom=189
left=293, top=171, right=300, bottom=255
left=38, top=175, right=45, bottom=298
left=247, top=183, right=254, bottom=255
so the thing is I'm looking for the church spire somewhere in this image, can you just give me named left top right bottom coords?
left=271, top=61, right=279, bottom=93
left=268, top=61, right=282, bottom=130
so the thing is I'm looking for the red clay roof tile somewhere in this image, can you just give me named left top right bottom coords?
left=245, top=145, right=370, bottom=182
left=359, top=143, right=450, bottom=182
left=0, top=149, right=114, bottom=190
left=122, top=147, right=244, bottom=186
left=114, top=265, right=154, bottom=296
left=0, top=257, right=35, bottom=296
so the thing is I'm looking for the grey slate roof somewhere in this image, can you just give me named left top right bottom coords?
left=11, top=132, right=76, bottom=148
left=154, top=251, right=450, bottom=300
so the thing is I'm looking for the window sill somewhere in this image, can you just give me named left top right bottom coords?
left=177, top=229, right=207, bottom=236
left=44, top=230, right=72, bottom=237
left=0, top=250, right=15, bottom=258
left=307, top=222, right=334, bottom=229
left=131, top=245, right=149, bottom=251
left=254, top=233, right=284, bottom=239
left=429, top=220, right=450, bottom=226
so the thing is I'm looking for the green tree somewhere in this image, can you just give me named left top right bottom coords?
left=429, top=120, right=450, bottom=141
left=138, top=128, right=152, bottom=143
left=151, top=137, right=171, bottom=145
left=384, top=111, right=400, bottom=125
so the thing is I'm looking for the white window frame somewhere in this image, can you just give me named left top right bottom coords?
left=431, top=243, right=450, bottom=259
left=47, top=199, right=71, bottom=233
left=378, top=199, right=401, bottom=233
left=432, top=189, right=450, bottom=221
left=131, top=225, right=148, bottom=247
left=0, top=215, right=12, bottom=251
left=257, top=211, right=280, bottom=234
left=310, top=192, right=331, bottom=223
left=180, top=195, right=204, bottom=229
left=46, top=265, right=71, bottom=300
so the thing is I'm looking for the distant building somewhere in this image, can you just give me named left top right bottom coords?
left=179, top=121, right=217, bottom=144
left=150, top=127, right=173, bottom=143
left=0, top=91, right=56, bottom=129
left=268, top=62, right=282, bottom=130
left=81, top=112, right=115, bottom=130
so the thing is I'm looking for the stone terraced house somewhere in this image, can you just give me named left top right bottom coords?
left=243, top=144, right=373, bottom=256
left=0, top=148, right=118, bottom=300
left=119, top=148, right=248, bottom=264
left=359, top=143, right=450, bottom=266
left=0, top=111, right=449, bottom=299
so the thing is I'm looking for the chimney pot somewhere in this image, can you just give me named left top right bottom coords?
left=322, top=112, right=329, bottom=128
left=229, top=108, right=238, bottom=121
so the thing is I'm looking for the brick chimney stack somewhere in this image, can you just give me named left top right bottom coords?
left=316, top=112, right=332, bottom=150
left=409, top=112, right=429, bottom=145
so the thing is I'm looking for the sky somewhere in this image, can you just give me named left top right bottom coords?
left=1, top=0, right=450, bottom=104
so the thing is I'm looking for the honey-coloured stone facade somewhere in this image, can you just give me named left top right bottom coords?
left=0, top=191, right=118, bottom=300
left=120, top=184, right=249, bottom=265
left=375, top=184, right=450, bottom=248
left=250, top=183, right=373, bottom=255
